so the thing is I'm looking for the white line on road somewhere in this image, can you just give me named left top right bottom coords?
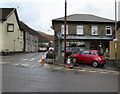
left=0, top=62, right=10, bottom=64
left=22, top=58, right=35, bottom=61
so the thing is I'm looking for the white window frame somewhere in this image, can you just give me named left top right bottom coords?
left=61, top=25, right=68, bottom=34
left=77, top=25, right=83, bottom=35
left=91, top=26, right=98, bottom=35
left=7, top=23, right=14, bottom=32
left=106, top=26, right=112, bottom=35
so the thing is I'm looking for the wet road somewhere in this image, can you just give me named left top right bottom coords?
left=1, top=52, right=119, bottom=92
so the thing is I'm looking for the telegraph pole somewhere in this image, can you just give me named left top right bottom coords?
left=115, top=0, right=118, bottom=63
left=64, top=0, right=67, bottom=63
left=115, top=0, right=117, bottom=32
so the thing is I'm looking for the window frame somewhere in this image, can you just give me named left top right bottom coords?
left=91, top=25, right=98, bottom=35
left=106, top=26, right=112, bottom=35
left=7, top=23, right=14, bottom=32
left=76, top=25, right=83, bottom=35
left=61, top=25, right=68, bottom=35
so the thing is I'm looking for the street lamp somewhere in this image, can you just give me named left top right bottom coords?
left=64, top=0, right=67, bottom=63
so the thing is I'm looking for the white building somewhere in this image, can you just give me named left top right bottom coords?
left=0, top=8, right=24, bottom=55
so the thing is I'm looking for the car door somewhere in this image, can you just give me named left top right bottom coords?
left=78, top=51, right=89, bottom=63
left=87, top=51, right=96, bottom=64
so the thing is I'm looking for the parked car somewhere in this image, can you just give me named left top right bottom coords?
left=66, top=47, right=85, bottom=57
left=71, top=50, right=106, bottom=67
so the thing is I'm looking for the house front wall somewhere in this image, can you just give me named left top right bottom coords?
left=53, top=22, right=115, bottom=36
left=25, top=32, right=38, bottom=52
left=53, top=21, right=114, bottom=59
left=2, top=12, right=24, bottom=53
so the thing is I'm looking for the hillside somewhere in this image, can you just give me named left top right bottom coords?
left=37, top=31, right=54, bottom=42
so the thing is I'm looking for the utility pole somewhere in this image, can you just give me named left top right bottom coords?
left=115, top=0, right=118, bottom=62
left=64, top=0, right=67, bottom=63
left=115, top=0, right=117, bottom=32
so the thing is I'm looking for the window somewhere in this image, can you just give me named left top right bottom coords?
left=7, top=23, right=14, bottom=32
left=77, top=42, right=85, bottom=47
left=77, top=25, right=83, bottom=35
left=106, top=26, right=112, bottom=35
left=81, top=51, right=89, bottom=55
left=91, top=26, right=98, bottom=35
left=61, top=25, right=68, bottom=34
left=89, top=51, right=95, bottom=55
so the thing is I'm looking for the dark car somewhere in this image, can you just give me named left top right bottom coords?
left=71, top=50, right=106, bottom=67
left=46, top=49, right=55, bottom=59
left=66, top=47, right=85, bottom=57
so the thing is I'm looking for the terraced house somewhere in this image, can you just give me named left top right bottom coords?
left=0, top=8, right=24, bottom=55
left=52, top=14, right=115, bottom=60
left=19, top=21, right=39, bottom=52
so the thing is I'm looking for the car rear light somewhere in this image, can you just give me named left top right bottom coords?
left=98, top=57, right=101, bottom=60
left=98, top=57, right=106, bottom=60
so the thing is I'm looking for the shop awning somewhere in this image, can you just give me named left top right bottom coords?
left=58, top=35, right=113, bottom=40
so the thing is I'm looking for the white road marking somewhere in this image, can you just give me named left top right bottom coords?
left=11, top=63, right=20, bottom=66
left=22, top=58, right=35, bottom=61
left=0, top=62, right=10, bottom=64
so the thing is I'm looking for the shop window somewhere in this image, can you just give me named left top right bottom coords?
left=77, top=42, right=85, bottom=47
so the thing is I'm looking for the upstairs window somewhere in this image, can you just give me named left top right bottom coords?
left=61, top=25, right=68, bottom=34
left=106, top=26, right=112, bottom=35
left=91, top=26, right=98, bottom=35
left=77, top=25, right=83, bottom=35
left=7, top=23, right=14, bottom=32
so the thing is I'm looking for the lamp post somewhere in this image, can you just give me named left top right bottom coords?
left=64, top=0, right=67, bottom=63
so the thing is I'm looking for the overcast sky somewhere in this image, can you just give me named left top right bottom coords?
left=0, top=0, right=120, bottom=35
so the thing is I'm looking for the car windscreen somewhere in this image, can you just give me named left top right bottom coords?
left=97, top=52, right=103, bottom=56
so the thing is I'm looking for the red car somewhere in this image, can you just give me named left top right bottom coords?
left=72, top=50, right=106, bottom=67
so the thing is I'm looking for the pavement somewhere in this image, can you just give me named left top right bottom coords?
left=45, top=57, right=120, bottom=74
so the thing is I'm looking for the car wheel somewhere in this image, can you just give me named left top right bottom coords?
left=72, top=57, right=77, bottom=63
left=92, top=61, right=98, bottom=67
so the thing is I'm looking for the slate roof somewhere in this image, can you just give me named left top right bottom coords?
left=52, top=14, right=115, bottom=23
left=19, top=21, right=54, bottom=42
left=19, top=21, right=40, bottom=37
left=0, top=8, right=21, bottom=30
left=0, top=8, right=16, bottom=21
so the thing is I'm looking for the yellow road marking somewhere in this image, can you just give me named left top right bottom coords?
left=98, top=71, right=108, bottom=74
left=89, top=70, right=97, bottom=72
left=65, top=68, right=75, bottom=71
left=78, top=69, right=86, bottom=72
